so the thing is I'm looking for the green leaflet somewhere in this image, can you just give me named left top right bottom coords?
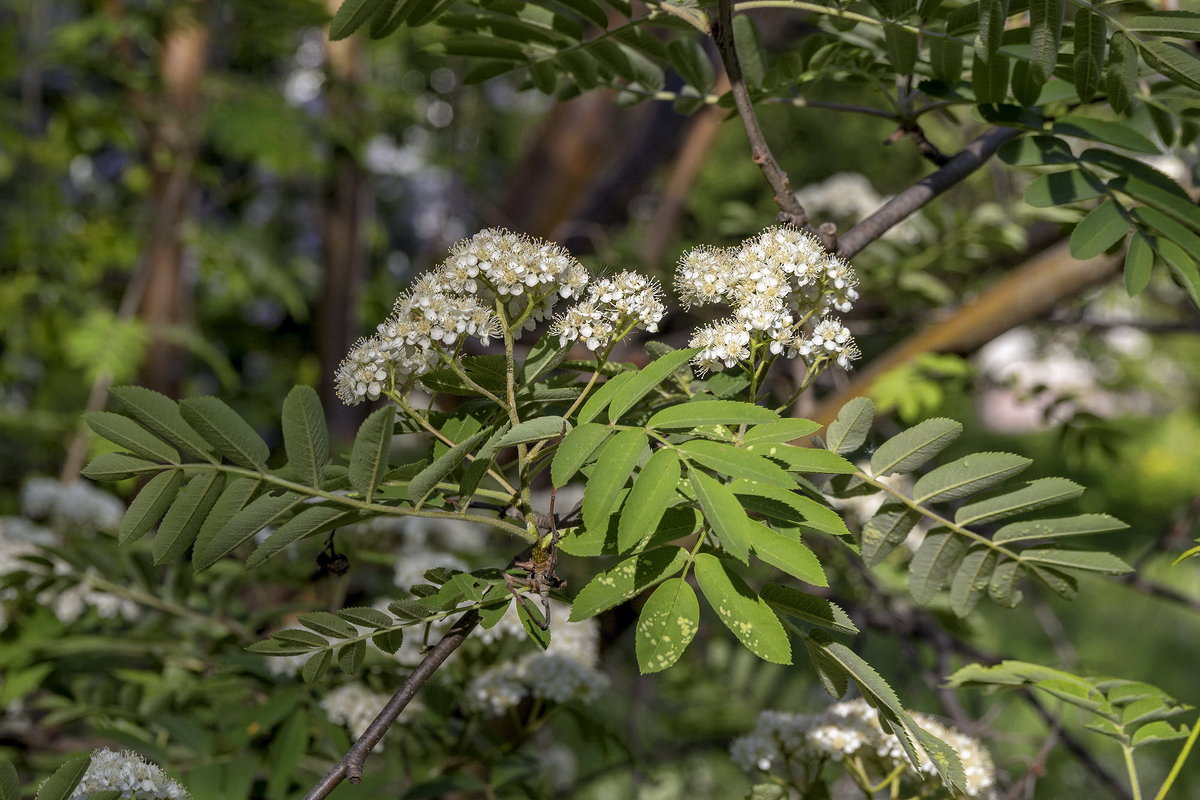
left=1023, top=169, right=1106, bottom=208
left=459, top=422, right=512, bottom=500
left=1051, top=116, right=1159, bottom=155
left=80, top=452, right=163, bottom=482
left=743, top=442, right=857, bottom=475
left=954, top=477, right=1083, bottom=526
left=740, top=418, right=822, bottom=445
left=1020, top=549, right=1131, bottom=574
left=281, top=386, right=330, bottom=487
left=1069, top=199, right=1130, bottom=260
left=1128, top=10, right=1200, bottom=39
left=192, top=476, right=262, bottom=560
left=551, top=422, right=613, bottom=488
left=1105, top=32, right=1138, bottom=115
left=338, top=640, right=367, bottom=674
left=869, top=418, right=962, bottom=477
left=825, top=397, right=874, bottom=454
left=693, top=553, right=791, bottom=665
left=689, top=467, right=754, bottom=564
left=577, top=370, right=635, bottom=423
left=731, top=479, right=850, bottom=538
left=1142, top=40, right=1200, bottom=93
left=883, top=24, right=917, bottom=75
left=180, top=397, right=271, bottom=470
left=681, top=439, right=795, bottom=488
left=1028, top=0, right=1064, bottom=85
left=988, top=559, right=1025, bottom=607
left=994, top=513, right=1127, bottom=544
left=608, top=348, right=698, bottom=422
left=1114, top=176, right=1200, bottom=236
left=912, top=451, right=1031, bottom=503
left=493, top=415, right=570, bottom=448
left=861, top=503, right=921, bottom=566
left=118, top=469, right=183, bottom=545
left=635, top=578, right=700, bottom=673
left=0, top=759, right=18, bottom=800
left=83, top=411, right=179, bottom=464
left=337, top=607, right=393, bottom=629
left=581, top=427, right=647, bottom=533
left=349, top=405, right=395, bottom=502
left=972, top=51, right=1010, bottom=104
left=975, top=0, right=1008, bottom=61
left=733, top=15, right=766, bottom=89
left=747, top=521, right=827, bottom=587
left=34, top=755, right=90, bottom=800
left=761, top=583, right=857, bottom=635
left=568, top=546, right=690, bottom=620
left=299, top=610, right=359, bottom=638
left=908, top=529, right=966, bottom=604
left=617, top=448, right=680, bottom=552
left=1124, top=231, right=1155, bottom=296
left=1071, top=7, right=1106, bottom=103
left=154, top=471, right=225, bottom=565
left=647, top=399, right=778, bottom=429
left=997, top=135, right=1075, bottom=167
left=330, top=0, right=386, bottom=40
left=248, top=506, right=361, bottom=569
left=302, top=649, right=333, bottom=684
left=667, top=37, right=715, bottom=93
left=267, top=709, right=310, bottom=797
left=109, top=385, right=216, bottom=462
left=193, top=491, right=302, bottom=570
left=950, top=549, right=996, bottom=617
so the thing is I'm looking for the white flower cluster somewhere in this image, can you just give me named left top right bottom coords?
left=335, top=229, right=590, bottom=405
left=464, top=601, right=608, bottom=716
left=22, top=477, right=125, bottom=534
left=676, top=227, right=861, bottom=373
left=42, top=566, right=140, bottom=625
left=68, top=748, right=189, bottom=799
left=320, top=682, right=420, bottom=751
left=730, top=699, right=996, bottom=799
left=551, top=270, right=665, bottom=351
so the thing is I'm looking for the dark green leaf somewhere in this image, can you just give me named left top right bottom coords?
left=825, top=397, right=874, bottom=454
left=1023, top=169, right=1106, bottom=208
left=330, top=0, right=386, bottom=40
left=1142, top=40, right=1200, bottom=92
left=282, top=386, right=330, bottom=487
left=84, top=411, right=179, bottom=464
left=569, top=546, right=690, bottom=620
left=667, top=37, right=715, bottom=93
left=193, top=476, right=262, bottom=566
left=109, top=385, right=215, bottom=462
left=1150, top=236, right=1200, bottom=309
left=913, top=451, right=1032, bottom=503
left=1029, top=0, right=1065, bottom=85
left=35, top=755, right=90, bottom=800
left=118, top=469, right=183, bottom=545
left=741, top=418, right=821, bottom=445
left=861, top=503, right=921, bottom=566
left=955, top=477, right=1083, bottom=525
left=1111, top=176, right=1200, bottom=235
left=884, top=24, right=918, bottom=74
left=81, top=452, right=162, bottom=481
left=338, top=640, right=367, bottom=674
left=1072, top=8, right=1106, bottom=103
left=995, top=513, right=1127, bottom=543
left=608, top=348, right=697, bottom=422
left=648, top=400, right=778, bottom=429
left=494, top=415, right=570, bottom=448
left=249, top=506, right=360, bottom=569
left=302, top=649, right=333, bottom=684
left=154, top=472, right=225, bottom=565
left=1070, top=199, right=1130, bottom=259
left=338, top=607, right=393, bottom=629
left=950, top=548, right=996, bottom=617
left=694, top=553, right=791, bottom=664
left=581, top=427, right=647, bottom=533
left=193, top=491, right=301, bottom=571
left=1020, top=549, right=1131, bottom=574
left=636, top=578, right=700, bottom=673
left=743, top=442, right=857, bottom=475
left=997, top=134, right=1075, bottom=167
left=976, top=0, right=1009, bottom=60
left=349, top=406, right=395, bottom=503
left=972, top=51, right=1010, bottom=103
left=1052, top=116, right=1159, bottom=154
left=870, top=418, right=962, bottom=476
left=988, top=558, right=1025, bottom=606
left=908, top=529, right=966, bottom=604
left=300, top=611, right=359, bottom=638
left=733, top=15, right=766, bottom=89
left=459, top=422, right=511, bottom=500
left=1128, top=11, right=1200, bottom=39
left=551, top=422, right=613, bottom=487
left=690, top=468, right=754, bottom=564
left=761, top=583, right=857, bottom=635
left=681, top=439, right=795, bottom=488
left=1105, top=32, right=1138, bottom=114
left=618, top=448, right=680, bottom=552
left=372, top=628, right=404, bottom=654
left=180, top=397, right=270, bottom=469
left=1124, top=231, right=1155, bottom=296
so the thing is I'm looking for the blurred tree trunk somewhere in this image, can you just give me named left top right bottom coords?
left=319, top=4, right=370, bottom=443
left=137, top=2, right=208, bottom=396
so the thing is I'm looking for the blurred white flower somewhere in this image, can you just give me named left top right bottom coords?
left=68, top=748, right=189, bottom=799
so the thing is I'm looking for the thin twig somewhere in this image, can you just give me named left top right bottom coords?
left=711, top=0, right=811, bottom=230
left=837, top=126, right=1021, bottom=259
left=302, top=609, right=481, bottom=800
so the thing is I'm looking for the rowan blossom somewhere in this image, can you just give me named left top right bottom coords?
left=68, top=749, right=189, bottom=799
left=552, top=270, right=665, bottom=351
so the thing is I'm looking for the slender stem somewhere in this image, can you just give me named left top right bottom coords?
left=301, top=610, right=481, bottom=800
left=1123, top=745, right=1144, bottom=800
left=495, top=301, right=536, bottom=534
left=82, top=572, right=250, bottom=639
left=435, top=349, right=509, bottom=409
left=713, top=0, right=810, bottom=227
left=1153, top=715, right=1200, bottom=800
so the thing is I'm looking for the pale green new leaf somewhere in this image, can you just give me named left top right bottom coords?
left=551, top=422, right=613, bottom=488
left=741, top=418, right=821, bottom=445
left=154, top=472, right=225, bottom=565
left=636, top=578, right=700, bottom=673
left=494, top=415, right=570, bottom=448
left=825, top=397, right=874, bottom=454
left=83, top=411, right=179, bottom=464
left=647, top=400, right=777, bottom=429
left=908, top=529, right=966, bottom=604
left=568, top=546, right=690, bottom=620
left=581, top=427, right=647, bottom=533
left=109, top=385, right=215, bottom=462
left=282, top=386, right=329, bottom=487
left=681, top=439, right=795, bottom=488
left=248, top=506, right=360, bottom=569
left=118, top=469, right=183, bottom=545
left=994, top=513, right=1127, bottom=543
left=1069, top=199, right=1130, bottom=260
left=761, top=583, right=857, bottom=635
left=618, top=448, right=680, bottom=552
left=690, top=468, right=754, bottom=563
left=912, top=452, right=1031, bottom=503
left=1020, top=549, right=1131, bottom=574
left=869, top=418, right=962, bottom=477
left=608, top=348, right=698, bottom=422
left=193, top=491, right=302, bottom=570
left=1132, top=721, right=1190, bottom=747
left=577, top=370, right=635, bottom=423
left=950, top=548, right=996, bottom=617
left=694, top=553, right=791, bottom=665
left=861, top=503, right=921, bottom=566
left=747, top=521, right=827, bottom=586
left=954, top=477, right=1083, bottom=525
left=180, top=397, right=270, bottom=470
left=349, top=406, right=394, bottom=502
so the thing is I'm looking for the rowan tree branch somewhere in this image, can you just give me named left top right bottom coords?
left=712, top=0, right=811, bottom=231
left=302, top=609, right=481, bottom=800
left=836, top=126, right=1021, bottom=259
